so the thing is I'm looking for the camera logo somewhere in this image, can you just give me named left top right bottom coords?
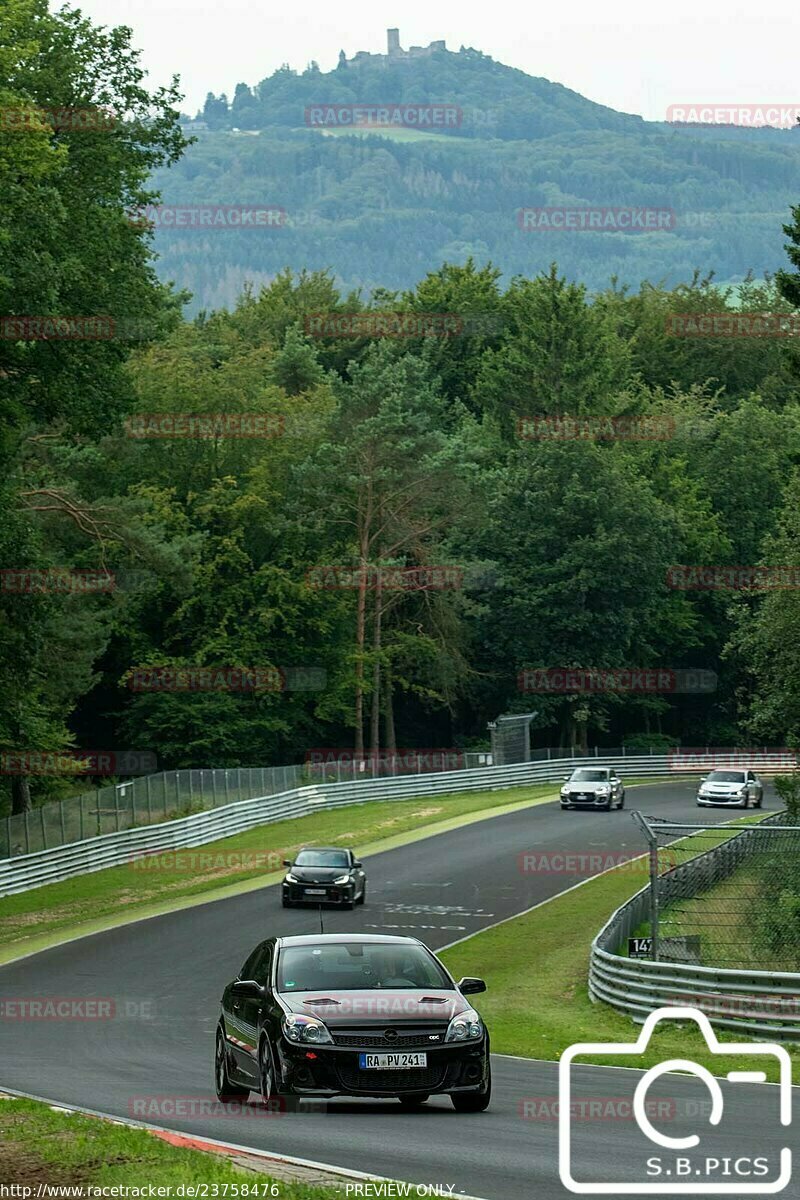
left=559, top=1006, right=792, bottom=1194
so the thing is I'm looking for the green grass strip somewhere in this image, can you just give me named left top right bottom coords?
left=0, top=1094, right=340, bottom=1194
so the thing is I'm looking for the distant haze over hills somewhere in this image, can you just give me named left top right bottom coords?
left=147, top=30, right=800, bottom=312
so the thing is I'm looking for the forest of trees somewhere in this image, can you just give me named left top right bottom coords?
left=3, top=0, right=800, bottom=816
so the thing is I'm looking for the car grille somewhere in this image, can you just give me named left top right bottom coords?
left=332, top=1027, right=447, bottom=1048
left=337, top=1064, right=446, bottom=1092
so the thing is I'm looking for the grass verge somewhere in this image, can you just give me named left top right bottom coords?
left=0, top=783, right=563, bottom=964
left=439, top=819, right=800, bottom=1083
left=0, top=1094, right=337, bottom=1193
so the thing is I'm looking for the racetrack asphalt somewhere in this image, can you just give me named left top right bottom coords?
left=0, top=780, right=794, bottom=1199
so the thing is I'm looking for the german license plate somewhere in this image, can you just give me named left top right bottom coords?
left=359, top=1052, right=427, bottom=1069
left=305, top=888, right=326, bottom=895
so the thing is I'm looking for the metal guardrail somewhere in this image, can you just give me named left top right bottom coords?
left=0, top=744, right=685, bottom=859
left=589, top=813, right=800, bottom=1039
left=0, top=752, right=703, bottom=896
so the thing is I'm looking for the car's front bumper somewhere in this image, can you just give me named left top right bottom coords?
left=696, top=794, right=748, bottom=806
left=282, top=882, right=355, bottom=904
left=561, top=792, right=612, bottom=808
left=275, top=1036, right=489, bottom=1097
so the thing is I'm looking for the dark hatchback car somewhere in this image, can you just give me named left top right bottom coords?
left=281, top=846, right=366, bottom=909
left=215, top=933, right=491, bottom=1111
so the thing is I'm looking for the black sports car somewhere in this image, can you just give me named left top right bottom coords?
left=281, top=846, right=366, bottom=908
left=215, top=933, right=491, bottom=1111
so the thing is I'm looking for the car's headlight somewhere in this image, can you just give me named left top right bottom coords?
left=445, top=1009, right=483, bottom=1042
left=282, top=1014, right=333, bottom=1044
left=333, top=874, right=352, bottom=885
left=560, top=786, right=569, bottom=795
left=284, top=873, right=298, bottom=883
left=596, top=786, right=610, bottom=794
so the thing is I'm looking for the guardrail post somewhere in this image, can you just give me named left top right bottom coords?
left=212, top=772, right=218, bottom=806
left=59, top=799, right=66, bottom=845
left=174, top=772, right=180, bottom=813
left=146, top=775, right=152, bottom=822
left=224, top=771, right=230, bottom=804
left=632, top=810, right=660, bottom=961
left=5, top=815, right=11, bottom=858
left=24, top=809, right=29, bottom=854
left=114, top=787, right=120, bottom=832
left=162, top=774, right=168, bottom=818
left=40, top=807, right=47, bottom=850
left=96, top=789, right=101, bottom=835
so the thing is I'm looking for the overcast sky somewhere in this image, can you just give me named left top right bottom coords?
left=70, top=0, right=794, bottom=123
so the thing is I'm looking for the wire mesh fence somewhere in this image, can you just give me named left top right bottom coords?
left=0, top=752, right=498, bottom=859
left=634, top=813, right=800, bottom=971
left=0, top=742, right=723, bottom=861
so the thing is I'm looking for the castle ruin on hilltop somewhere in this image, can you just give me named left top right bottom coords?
left=343, top=29, right=447, bottom=65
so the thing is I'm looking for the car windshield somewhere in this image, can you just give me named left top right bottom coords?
left=570, top=769, right=609, bottom=782
left=707, top=771, right=746, bottom=783
left=294, top=850, right=350, bottom=868
left=277, top=942, right=453, bottom=992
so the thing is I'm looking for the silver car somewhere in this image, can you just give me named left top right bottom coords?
left=696, top=769, right=764, bottom=808
left=560, top=767, right=625, bottom=811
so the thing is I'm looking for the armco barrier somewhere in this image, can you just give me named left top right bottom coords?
left=0, top=753, right=699, bottom=897
left=589, top=813, right=800, bottom=1039
left=0, top=751, right=791, bottom=898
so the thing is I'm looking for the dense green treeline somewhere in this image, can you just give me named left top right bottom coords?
left=2, top=1, right=800, bottom=815
left=148, top=125, right=800, bottom=310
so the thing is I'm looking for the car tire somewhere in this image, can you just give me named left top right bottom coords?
left=343, top=898, right=355, bottom=910
left=451, top=1063, right=491, bottom=1113
left=398, top=1093, right=429, bottom=1108
left=357, top=884, right=366, bottom=905
left=617, top=792, right=625, bottom=810
left=281, top=897, right=292, bottom=908
left=755, top=793, right=763, bottom=808
left=258, top=1036, right=280, bottom=1108
left=215, top=1027, right=250, bottom=1102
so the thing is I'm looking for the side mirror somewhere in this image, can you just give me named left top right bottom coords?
left=457, top=977, right=487, bottom=996
left=353, top=861, right=362, bottom=869
left=563, top=774, right=571, bottom=781
left=283, top=859, right=292, bottom=868
left=232, top=979, right=265, bottom=998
